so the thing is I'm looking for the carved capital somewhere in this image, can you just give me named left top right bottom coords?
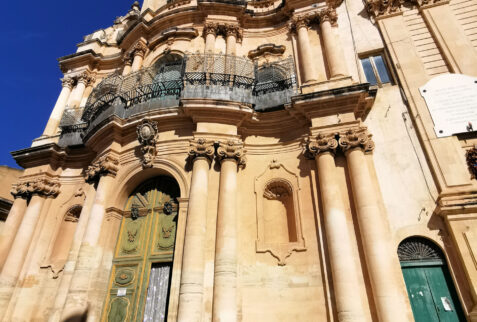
left=338, top=128, right=375, bottom=154
left=13, top=178, right=61, bottom=198
left=137, top=119, right=159, bottom=168
left=224, top=24, right=242, bottom=40
left=289, top=16, right=309, bottom=33
left=320, top=8, right=338, bottom=27
left=188, top=138, right=215, bottom=162
left=306, top=133, right=338, bottom=158
left=132, top=41, right=148, bottom=58
left=216, top=140, right=246, bottom=167
left=11, top=182, right=30, bottom=199
left=61, top=77, right=75, bottom=89
left=123, top=54, right=133, bottom=66
left=365, top=0, right=403, bottom=18
left=76, top=71, right=96, bottom=86
left=203, top=22, right=219, bottom=37
left=85, top=154, right=120, bottom=183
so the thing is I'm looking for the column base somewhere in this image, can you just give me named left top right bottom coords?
left=300, top=76, right=354, bottom=94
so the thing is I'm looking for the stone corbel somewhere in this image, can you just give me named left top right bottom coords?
left=338, top=127, right=375, bottom=154
left=136, top=119, right=159, bottom=168
left=216, top=140, right=246, bottom=168
left=85, top=154, right=120, bottom=183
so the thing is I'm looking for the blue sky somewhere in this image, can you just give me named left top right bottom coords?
left=0, top=0, right=135, bottom=169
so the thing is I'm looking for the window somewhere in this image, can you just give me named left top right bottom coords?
left=360, top=54, right=392, bottom=86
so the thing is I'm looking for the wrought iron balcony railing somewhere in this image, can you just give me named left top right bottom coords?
left=59, top=53, right=297, bottom=145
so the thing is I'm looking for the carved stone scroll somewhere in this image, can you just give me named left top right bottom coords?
left=85, top=154, right=120, bottom=183
left=338, top=128, right=375, bottom=154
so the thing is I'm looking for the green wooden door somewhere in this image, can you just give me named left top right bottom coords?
left=399, top=237, right=465, bottom=322
left=101, top=176, right=180, bottom=322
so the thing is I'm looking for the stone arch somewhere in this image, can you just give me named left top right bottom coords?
left=143, top=49, right=186, bottom=69
left=108, top=158, right=188, bottom=214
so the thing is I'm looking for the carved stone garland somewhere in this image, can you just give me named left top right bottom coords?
left=137, top=119, right=159, bottom=168
left=85, top=155, right=120, bottom=183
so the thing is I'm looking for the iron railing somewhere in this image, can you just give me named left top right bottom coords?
left=77, top=53, right=297, bottom=131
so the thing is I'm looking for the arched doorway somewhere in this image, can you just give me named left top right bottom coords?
left=398, top=237, right=465, bottom=322
left=102, top=176, right=180, bottom=322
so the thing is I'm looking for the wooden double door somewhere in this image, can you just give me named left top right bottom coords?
left=399, top=238, right=465, bottom=322
left=102, top=176, right=180, bottom=322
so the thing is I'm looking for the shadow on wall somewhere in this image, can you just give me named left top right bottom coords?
left=63, top=309, right=88, bottom=322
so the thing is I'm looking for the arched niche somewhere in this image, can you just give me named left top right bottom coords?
left=254, top=159, right=306, bottom=265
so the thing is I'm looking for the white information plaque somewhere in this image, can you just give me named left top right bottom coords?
left=419, top=74, right=477, bottom=137
left=117, top=288, right=127, bottom=297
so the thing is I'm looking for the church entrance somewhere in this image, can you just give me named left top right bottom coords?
left=398, top=237, right=465, bottom=322
left=102, top=176, right=180, bottom=322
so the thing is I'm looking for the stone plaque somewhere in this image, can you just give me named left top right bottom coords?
left=420, top=74, right=477, bottom=137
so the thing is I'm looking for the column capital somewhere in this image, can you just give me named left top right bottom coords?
left=338, top=128, right=375, bottom=154
left=203, top=22, right=220, bottom=37
left=132, top=40, right=148, bottom=58
left=13, top=177, right=61, bottom=198
left=123, top=54, right=133, bottom=66
left=85, top=154, right=120, bottom=183
left=365, top=0, right=403, bottom=18
left=224, top=24, right=242, bottom=40
left=289, top=11, right=319, bottom=33
left=306, top=133, right=339, bottom=158
left=216, top=140, right=246, bottom=167
left=320, top=8, right=338, bottom=27
left=188, top=138, right=215, bottom=162
left=61, top=77, right=75, bottom=89
left=76, top=71, right=96, bottom=86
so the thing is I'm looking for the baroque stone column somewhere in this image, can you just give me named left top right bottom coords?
left=0, top=183, right=29, bottom=271
left=69, top=72, right=95, bottom=108
left=122, top=55, right=133, bottom=76
left=320, top=8, right=348, bottom=78
left=340, top=128, right=408, bottom=322
left=204, top=22, right=218, bottom=53
left=225, top=24, right=241, bottom=56
left=43, top=77, right=75, bottom=136
left=177, top=139, right=214, bottom=322
left=131, top=41, right=148, bottom=72
left=307, top=133, right=367, bottom=322
left=290, top=16, right=318, bottom=84
left=212, top=140, right=245, bottom=322
left=61, top=154, right=119, bottom=320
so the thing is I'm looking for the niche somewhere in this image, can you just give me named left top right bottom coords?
left=255, top=160, right=306, bottom=265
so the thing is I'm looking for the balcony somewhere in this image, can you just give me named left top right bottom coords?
left=58, top=53, right=297, bottom=146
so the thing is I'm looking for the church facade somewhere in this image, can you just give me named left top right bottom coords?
left=1, top=0, right=477, bottom=320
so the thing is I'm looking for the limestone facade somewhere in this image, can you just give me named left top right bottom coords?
left=1, top=0, right=477, bottom=321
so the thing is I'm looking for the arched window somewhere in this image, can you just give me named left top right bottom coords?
left=254, top=65, right=290, bottom=96
left=398, top=237, right=465, bottom=322
left=152, top=54, right=184, bottom=83
left=102, top=176, right=180, bottom=322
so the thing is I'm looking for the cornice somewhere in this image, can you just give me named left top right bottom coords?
left=58, top=50, right=122, bottom=74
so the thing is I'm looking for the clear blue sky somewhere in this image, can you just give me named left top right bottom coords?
left=0, top=0, right=136, bottom=169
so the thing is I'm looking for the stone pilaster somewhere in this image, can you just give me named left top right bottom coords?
left=212, top=140, right=245, bottom=322
left=319, top=8, right=348, bottom=78
left=177, top=138, right=214, bottom=322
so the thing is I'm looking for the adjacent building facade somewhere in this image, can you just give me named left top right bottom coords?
left=1, top=0, right=476, bottom=320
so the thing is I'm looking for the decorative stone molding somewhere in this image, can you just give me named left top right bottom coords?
left=61, top=77, right=75, bottom=89
left=216, top=140, right=246, bottom=167
left=255, top=160, right=306, bottom=265
left=248, top=44, right=286, bottom=60
left=306, top=133, right=338, bottom=158
left=466, top=147, right=477, bottom=179
left=224, top=24, right=243, bottom=40
left=338, top=128, right=375, bottom=154
left=319, top=8, right=338, bottom=27
left=203, top=22, right=220, bottom=37
left=85, top=154, right=120, bottom=183
left=365, top=0, right=404, bottom=18
left=188, top=138, right=215, bottom=162
left=136, top=119, right=159, bottom=168
left=12, top=177, right=61, bottom=198
left=76, top=71, right=96, bottom=86
left=132, top=40, right=148, bottom=58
